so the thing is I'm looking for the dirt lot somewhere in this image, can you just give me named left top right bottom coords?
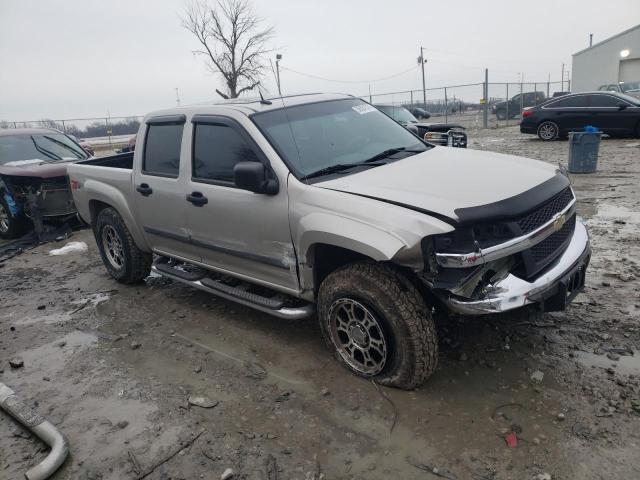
left=1, top=127, right=640, bottom=480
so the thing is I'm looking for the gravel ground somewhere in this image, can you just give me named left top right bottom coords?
left=1, top=126, right=640, bottom=480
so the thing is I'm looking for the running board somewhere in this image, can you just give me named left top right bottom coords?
left=150, top=264, right=315, bottom=320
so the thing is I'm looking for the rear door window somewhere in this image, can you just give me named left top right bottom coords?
left=546, top=96, right=588, bottom=108
left=192, top=123, right=259, bottom=184
left=143, top=124, right=183, bottom=177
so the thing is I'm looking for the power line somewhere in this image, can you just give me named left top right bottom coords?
left=280, top=65, right=418, bottom=84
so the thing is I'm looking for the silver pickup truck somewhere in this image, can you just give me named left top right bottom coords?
left=68, top=93, right=590, bottom=389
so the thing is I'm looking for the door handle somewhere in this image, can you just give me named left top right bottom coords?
left=186, top=191, right=208, bottom=206
left=136, top=183, right=153, bottom=196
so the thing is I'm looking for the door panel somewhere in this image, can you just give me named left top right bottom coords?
left=133, top=119, right=194, bottom=259
left=185, top=118, right=298, bottom=292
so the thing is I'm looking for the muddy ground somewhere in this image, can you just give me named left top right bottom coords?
left=1, top=127, right=640, bottom=480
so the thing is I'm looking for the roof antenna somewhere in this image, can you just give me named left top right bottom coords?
left=215, top=89, right=229, bottom=100
left=258, top=86, right=272, bottom=105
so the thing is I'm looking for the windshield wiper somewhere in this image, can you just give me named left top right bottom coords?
left=42, top=135, right=85, bottom=160
left=363, top=146, right=425, bottom=163
left=30, top=137, right=61, bottom=162
left=300, top=161, right=385, bottom=180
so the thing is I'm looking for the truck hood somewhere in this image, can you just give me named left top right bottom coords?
left=315, top=146, right=559, bottom=223
left=0, top=159, right=72, bottom=178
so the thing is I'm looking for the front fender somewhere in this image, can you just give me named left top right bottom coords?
left=298, top=212, right=407, bottom=263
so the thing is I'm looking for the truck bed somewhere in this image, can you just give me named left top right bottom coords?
left=79, top=151, right=134, bottom=169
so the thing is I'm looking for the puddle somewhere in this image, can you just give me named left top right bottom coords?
left=574, top=351, right=640, bottom=376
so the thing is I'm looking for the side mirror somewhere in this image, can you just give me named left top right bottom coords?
left=618, top=103, right=628, bottom=111
left=233, top=161, right=278, bottom=195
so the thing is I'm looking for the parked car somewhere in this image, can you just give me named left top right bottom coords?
left=374, top=104, right=467, bottom=147
left=492, top=91, right=546, bottom=120
left=410, top=107, right=431, bottom=119
left=520, top=91, right=640, bottom=141
left=0, top=128, right=87, bottom=238
left=552, top=92, right=570, bottom=98
left=598, top=81, right=640, bottom=99
left=68, top=93, right=590, bottom=388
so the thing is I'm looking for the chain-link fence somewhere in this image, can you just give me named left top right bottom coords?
left=0, top=116, right=143, bottom=145
left=360, top=80, right=570, bottom=129
left=1, top=78, right=571, bottom=138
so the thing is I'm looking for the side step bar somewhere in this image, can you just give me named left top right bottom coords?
left=151, top=264, right=315, bottom=320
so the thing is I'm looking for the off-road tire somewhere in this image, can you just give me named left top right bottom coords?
left=635, top=121, right=640, bottom=139
left=94, top=207, right=151, bottom=284
left=0, top=195, right=26, bottom=239
left=496, top=109, right=507, bottom=121
left=537, top=121, right=559, bottom=141
left=317, top=262, right=438, bottom=389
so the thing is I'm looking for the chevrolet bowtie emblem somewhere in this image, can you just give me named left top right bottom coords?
left=553, top=213, right=566, bottom=231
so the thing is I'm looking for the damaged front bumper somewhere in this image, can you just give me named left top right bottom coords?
left=443, top=221, right=590, bottom=314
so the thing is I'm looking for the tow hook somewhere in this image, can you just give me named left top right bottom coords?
left=0, top=382, right=69, bottom=480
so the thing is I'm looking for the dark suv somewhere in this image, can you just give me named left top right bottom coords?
left=492, top=92, right=546, bottom=120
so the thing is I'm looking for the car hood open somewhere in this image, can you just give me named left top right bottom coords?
left=315, top=146, right=561, bottom=223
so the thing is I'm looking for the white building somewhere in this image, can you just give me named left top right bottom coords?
left=571, top=24, right=640, bottom=92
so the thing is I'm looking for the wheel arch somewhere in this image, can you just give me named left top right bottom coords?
left=85, top=184, right=150, bottom=252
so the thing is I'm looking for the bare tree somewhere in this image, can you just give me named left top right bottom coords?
left=183, top=0, right=274, bottom=98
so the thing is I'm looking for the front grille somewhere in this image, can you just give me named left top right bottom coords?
left=517, top=187, right=573, bottom=234
left=531, top=214, right=576, bottom=263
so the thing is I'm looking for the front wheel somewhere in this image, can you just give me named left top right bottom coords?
left=94, top=207, right=152, bottom=283
left=537, top=121, right=559, bottom=141
left=0, top=195, right=26, bottom=239
left=318, top=262, right=438, bottom=389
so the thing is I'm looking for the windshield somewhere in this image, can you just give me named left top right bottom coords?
left=252, top=99, right=428, bottom=179
left=620, top=81, right=640, bottom=93
left=0, top=133, right=89, bottom=165
left=376, top=105, right=418, bottom=123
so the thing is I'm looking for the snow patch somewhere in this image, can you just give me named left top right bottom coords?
left=49, top=241, right=88, bottom=256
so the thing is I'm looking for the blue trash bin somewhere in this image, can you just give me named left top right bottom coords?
left=568, top=127, right=601, bottom=174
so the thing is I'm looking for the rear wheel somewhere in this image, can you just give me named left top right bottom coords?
left=496, top=109, right=507, bottom=121
left=537, top=121, right=559, bottom=141
left=318, top=262, right=438, bottom=389
left=94, top=207, right=151, bottom=283
left=635, top=121, right=640, bottom=138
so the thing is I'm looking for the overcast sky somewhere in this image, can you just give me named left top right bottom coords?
left=0, top=0, right=638, bottom=121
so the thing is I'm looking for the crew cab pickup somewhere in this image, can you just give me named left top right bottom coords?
left=68, top=93, right=590, bottom=389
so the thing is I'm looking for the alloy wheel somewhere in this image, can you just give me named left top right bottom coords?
left=538, top=122, right=558, bottom=140
left=0, top=203, right=9, bottom=234
left=102, top=225, right=124, bottom=269
left=327, top=298, right=388, bottom=376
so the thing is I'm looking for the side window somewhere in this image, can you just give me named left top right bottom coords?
left=511, top=94, right=521, bottom=102
left=193, top=123, right=259, bottom=183
left=590, top=95, right=624, bottom=107
left=143, top=124, right=183, bottom=177
left=546, top=96, right=588, bottom=108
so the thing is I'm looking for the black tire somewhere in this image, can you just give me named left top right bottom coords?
left=537, top=121, right=559, bottom=141
left=635, top=122, right=640, bottom=139
left=0, top=195, right=26, bottom=239
left=317, top=262, right=438, bottom=389
left=496, top=109, right=507, bottom=121
left=94, top=207, right=152, bottom=283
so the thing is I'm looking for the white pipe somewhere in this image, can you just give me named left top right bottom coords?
left=0, top=382, right=69, bottom=480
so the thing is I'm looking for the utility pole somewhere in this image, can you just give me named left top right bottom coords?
left=561, top=63, right=565, bottom=92
left=419, top=47, right=427, bottom=109
left=483, top=68, right=488, bottom=129
left=175, top=88, right=180, bottom=106
left=275, top=54, right=282, bottom=96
